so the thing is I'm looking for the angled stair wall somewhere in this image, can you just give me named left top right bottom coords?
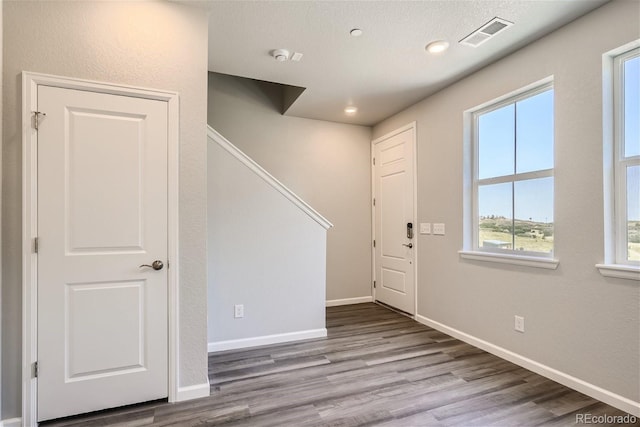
left=207, top=126, right=331, bottom=351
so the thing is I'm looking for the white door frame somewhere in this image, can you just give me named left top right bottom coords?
left=21, top=72, right=180, bottom=426
left=371, top=122, right=418, bottom=317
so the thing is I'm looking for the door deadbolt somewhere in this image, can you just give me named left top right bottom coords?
left=139, top=260, right=164, bottom=270
left=407, top=222, right=413, bottom=239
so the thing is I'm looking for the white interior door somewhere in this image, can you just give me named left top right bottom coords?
left=373, top=126, right=416, bottom=314
left=37, top=85, right=169, bottom=421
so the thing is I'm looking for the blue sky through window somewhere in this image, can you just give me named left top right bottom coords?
left=479, top=105, right=514, bottom=179
left=516, top=91, right=554, bottom=173
left=515, top=177, right=553, bottom=223
left=624, top=56, right=640, bottom=158
left=624, top=56, right=639, bottom=221
left=478, top=183, right=512, bottom=220
left=477, top=88, right=554, bottom=223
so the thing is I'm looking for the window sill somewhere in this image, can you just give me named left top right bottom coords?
left=595, top=264, right=640, bottom=281
left=459, top=250, right=559, bottom=270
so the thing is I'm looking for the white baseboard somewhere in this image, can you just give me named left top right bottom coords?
left=415, top=314, right=640, bottom=417
left=176, top=381, right=211, bottom=402
left=0, top=418, right=22, bottom=427
left=326, top=296, right=373, bottom=307
left=208, top=328, right=327, bottom=352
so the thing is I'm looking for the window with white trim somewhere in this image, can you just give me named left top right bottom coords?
left=613, top=47, right=640, bottom=265
left=472, top=83, right=554, bottom=257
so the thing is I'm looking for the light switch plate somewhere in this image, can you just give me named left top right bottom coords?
left=420, top=223, right=431, bottom=234
left=433, top=223, right=445, bottom=235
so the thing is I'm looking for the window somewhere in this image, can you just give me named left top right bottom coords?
left=613, top=47, right=640, bottom=265
left=472, top=83, right=554, bottom=258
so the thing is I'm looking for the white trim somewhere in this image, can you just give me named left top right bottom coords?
left=603, top=46, right=617, bottom=265
left=208, top=328, right=327, bottom=353
left=326, top=296, right=373, bottom=307
left=415, top=314, right=640, bottom=417
left=166, top=83, right=180, bottom=405
left=176, top=381, right=210, bottom=402
left=477, top=168, right=553, bottom=186
left=207, top=126, right=333, bottom=230
left=22, top=72, right=39, bottom=427
left=21, top=72, right=181, bottom=424
left=371, top=122, right=418, bottom=316
left=469, top=76, right=555, bottom=114
left=370, top=133, right=376, bottom=304
left=412, top=122, right=418, bottom=318
left=596, top=264, right=640, bottom=281
left=459, top=250, right=559, bottom=269
left=0, top=418, right=23, bottom=427
left=609, top=44, right=640, bottom=266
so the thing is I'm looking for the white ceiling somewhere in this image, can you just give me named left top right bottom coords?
left=206, top=0, right=610, bottom=126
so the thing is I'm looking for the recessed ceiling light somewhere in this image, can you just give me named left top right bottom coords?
left=350, top=28, right=363, bottom=37
left=344, top=106, right=358, bottom=115
left=425, top=40, right=450, bottom=54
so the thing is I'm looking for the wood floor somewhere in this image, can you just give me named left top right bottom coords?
left=43, top=303, right=638, bottom=426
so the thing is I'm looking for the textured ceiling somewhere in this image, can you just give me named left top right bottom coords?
left=206, top=0, right=610, bottom=126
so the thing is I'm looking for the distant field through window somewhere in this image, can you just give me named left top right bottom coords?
left=473, top=84, right=554, bottom=256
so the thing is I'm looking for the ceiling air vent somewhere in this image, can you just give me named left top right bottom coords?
left=459, top=17, right=513, bottom=47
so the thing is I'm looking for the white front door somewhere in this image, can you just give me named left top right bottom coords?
left=373, top=125, right=416, bottom=314
left=37, top=85, right=169, bottom=421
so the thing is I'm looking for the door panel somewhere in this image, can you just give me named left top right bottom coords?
left=374, top=127, right=415, bottom=314
left=66, top=281, right=146, bottom=380
left=37, top=85, right=168, bottom=421
left=66, top=108, right=146, bottom=252
left=380, top=171, right=406, bottom=259
left=381, top=267, right=406, bottom=293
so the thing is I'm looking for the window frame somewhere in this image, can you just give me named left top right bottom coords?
left=597, top=41, right=639, bottom=280
left=471, top=82, right=555, bottom=259
left=613, top=47, right=640, bottom=266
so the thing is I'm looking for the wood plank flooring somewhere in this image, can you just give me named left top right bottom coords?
left=42, top=303, right=638, bottom=426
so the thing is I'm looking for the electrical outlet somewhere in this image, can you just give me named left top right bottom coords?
left=514, top=315, right=525, bottom=333
left=234, top=304, right=244, bottom=318
left=420, top=223, right=431, bottom=234
left=433, top=223, right=445, bottom=235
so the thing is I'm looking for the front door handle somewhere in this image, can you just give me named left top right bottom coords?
left=402, top=243, right=413, bottom=249
left=139, top=260, right=164, bottom=271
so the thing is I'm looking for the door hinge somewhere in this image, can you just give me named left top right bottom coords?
left=33, top=361, right=38, bottom=378
left=373, top=157, right=376, bottom=166
left=32, top=111, right=46, bottom=130
left=373, top=239, right=376, bottom=248
left=34, top=237, right=39, bottom=254
left=373, top=198, right=376, bottom=206
left=373, top=281, right=376, bottom=289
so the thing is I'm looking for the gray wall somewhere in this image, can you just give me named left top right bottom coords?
left=208, top=137, right=327, bottom=344
left=373, top=0, right=640, bottom=402
left=208, top=72, right=373, bottom=302
left=2, top=1, right=209, bottom=419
